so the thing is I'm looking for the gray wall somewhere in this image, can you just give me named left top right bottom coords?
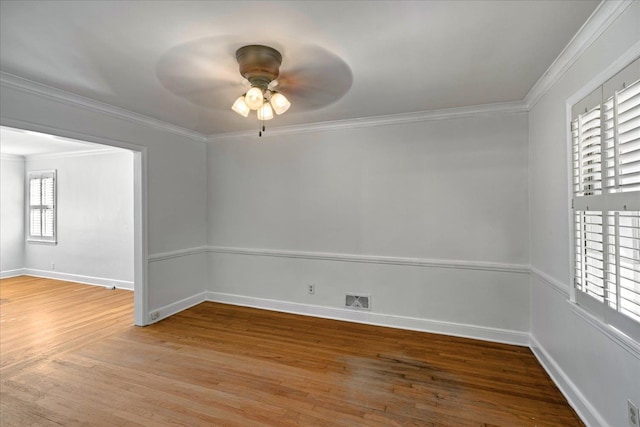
left=528, top=2, right=640, bottom=427
left=207, top=112, right=531, bottom=340
left=24, top=150, right=134, bottom=288
left=0, top=155, right=24, bottom=273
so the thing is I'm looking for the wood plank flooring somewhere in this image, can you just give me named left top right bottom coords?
left=1, top=276, right=583, bottom=426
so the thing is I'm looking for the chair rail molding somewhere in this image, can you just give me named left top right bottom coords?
left=207, top=245, right=530, bottom=274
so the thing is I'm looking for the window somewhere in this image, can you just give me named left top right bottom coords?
left=571, top=58, right=640, bottom=341
left=28, top=170, right=57, bottom=243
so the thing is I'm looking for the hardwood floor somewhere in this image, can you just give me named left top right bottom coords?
left=1, top=276, right=583, bottom=426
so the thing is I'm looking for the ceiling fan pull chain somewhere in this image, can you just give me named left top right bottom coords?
left=259, top=116, right=266, bottom=138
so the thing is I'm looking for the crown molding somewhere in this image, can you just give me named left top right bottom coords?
left=524, top=0, right=635, bottom=110
left=1, top=117, right=148, bottom=154
left=207, top=100, right=528, bottom=141
left=24, top=147, right=121, bottom=161
left=0, top=153, right=25, bottom=161
left=1, top=69, right=526, bottom=142
left=2, top=0, right=631, bottom=143
left=0, top=72, right=207, bottom=143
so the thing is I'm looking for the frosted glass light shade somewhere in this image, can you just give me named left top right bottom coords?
left=231, top=96, right=250, bottom=117
left=270, top=92, right=291, bottom=115
left=245, top=87, right=264, bottom=110
left=257, top=102, right=274, bottom=120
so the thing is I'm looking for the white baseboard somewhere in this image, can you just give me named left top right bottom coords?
left=1, top=266, right=604, bottom=427
left=529, top=336, right=608, bottom=427
left=148, top=292, right=207, bottom=324
left=22, top=268, right=134, bottom=290
left=0, top=268, right=27, bottom=279
left=206, top=291, right=530, bottom=347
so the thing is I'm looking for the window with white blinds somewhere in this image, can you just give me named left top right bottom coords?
left=28, top=170, right=57, bottom=243
left=571, top=58, right=640, bottom=341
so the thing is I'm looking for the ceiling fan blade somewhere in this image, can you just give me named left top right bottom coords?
left=276, top=44, right=352, bottom=111
left=156, top=36, right=244, bottom=109
left=156, top=37, right=352, bottom=113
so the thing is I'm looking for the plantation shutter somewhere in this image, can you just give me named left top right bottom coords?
left=28, top=171, right=56, bottom=242
left=571, top=58, right=640, bottom=340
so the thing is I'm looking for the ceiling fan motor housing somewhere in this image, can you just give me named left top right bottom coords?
left=236, top=45, right=282, bottom=90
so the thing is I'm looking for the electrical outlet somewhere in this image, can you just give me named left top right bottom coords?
left=307, top=284, right=315, bottom=294
left=51, top=262, right=55, bottom=270
left=629, top=400, right=639, bottom=427
left=150, top=311, right=160, bottom=321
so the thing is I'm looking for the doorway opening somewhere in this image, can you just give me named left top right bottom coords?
left=0, top=125, right=147, bottom=325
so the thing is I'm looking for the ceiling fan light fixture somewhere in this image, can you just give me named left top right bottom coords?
left=270, top=92, right=291, bottom=115
left=231, top=95, right=250, bottom=117
left=257, top=101, right=274, bottom=120
left=245, top=86, right=264, bottom=110
left=233, top=45, right=293, bottom=135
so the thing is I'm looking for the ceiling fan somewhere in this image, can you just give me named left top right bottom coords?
left=230, top=45, right=291, bottom=136
left=156, top=38, right=353, bottom=136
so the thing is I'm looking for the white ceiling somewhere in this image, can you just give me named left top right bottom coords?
left=0, top=127, right=117, bottom=157
left=0, top=1, right=600, bottom=136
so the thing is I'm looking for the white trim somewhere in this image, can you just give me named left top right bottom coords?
left=206, top=291, right=530, bottom=347
left=566, top=84, right=579, bottom=305
left=0, top=2, right=629, bottom=142
left=0, top=153, right=25, bottom=161
left=24, top=148, right=121, bottom=160
left=21, top=268, right=134, bottom=290
left=148, top=246, right=208, bottom=262
left=561, top=44, right=640, bottom=351
left=132, top=147, right=148, bottom=326
left=1, top=119, right=147, bottom=154
left=566, top=40, right=640, bottom=107
left=26, top=239, right=57, bottom=245
left=0, top=72, right=206, bottom=143
left=149, top=291, right=207, bottom=324
left=563, top=37, right=640, bottom=326
left=207, top=245, right=529, bottom=274
left=525, top=0, right=635, bottom=109
left=1, top=66, right=526, bottom=142
left=529, top=336, right=609, bottom=427
left=208, top=101, right=528, bottom=141
left=0, top=268, right=27, bottom=279
left=530, top=267, right=640, bottom=359
left=567, top=300, right=640, bottom=359
left=0, top=118, right=149, bottom=326
left=530, top=266, right=570, bottom=296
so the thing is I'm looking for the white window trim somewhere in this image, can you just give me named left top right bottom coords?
left=27, top=169, right=57, bottom=245
left=565, top=47, right=640, bottom=344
